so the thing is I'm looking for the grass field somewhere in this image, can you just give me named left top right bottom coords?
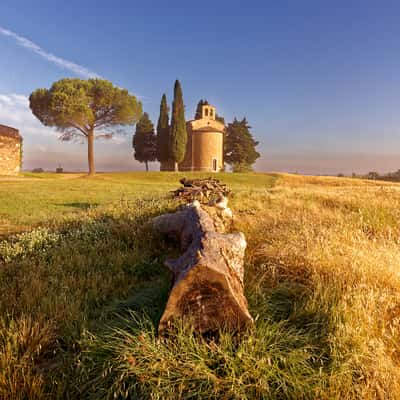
left=0, top=172, right=275, bottom=235
left=1, top=172, right=400, bottom=399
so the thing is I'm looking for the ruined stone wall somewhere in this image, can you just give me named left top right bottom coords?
left=0, top=125, right=22, bottom=175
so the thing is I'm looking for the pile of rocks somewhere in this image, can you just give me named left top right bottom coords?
left=172, top=177, right=231, bottom=203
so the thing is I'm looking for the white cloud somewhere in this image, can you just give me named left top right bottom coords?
left=0, top=94, right=27, bottom=107
left=0, top=26, right=100, bottom=79
left=0, top=93, right=56, bottom=137
left=0, top=93, right=138, bottom=171
left=108, top=133, right=129, bottom=145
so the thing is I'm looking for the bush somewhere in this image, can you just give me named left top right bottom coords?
left=0, top=228, right=61, bottom=263
left=232, top=162, right=253, bottom=173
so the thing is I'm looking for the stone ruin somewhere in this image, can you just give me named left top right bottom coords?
left=0, top=124, right=22, bottom=176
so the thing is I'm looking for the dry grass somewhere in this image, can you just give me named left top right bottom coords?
left=1, top=172, right=400, bottom=398
left=0, top=316, right=56, bottom=399
left=233, top=174, right=400, bottom=398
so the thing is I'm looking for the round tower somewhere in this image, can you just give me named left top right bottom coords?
left=180, top=104, right=224, bottom=172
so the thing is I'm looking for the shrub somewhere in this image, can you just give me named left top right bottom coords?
left=0, top=228, right=61, bottom=263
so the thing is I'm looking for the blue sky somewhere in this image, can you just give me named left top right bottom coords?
left=0, top=0, right=399, bottom=174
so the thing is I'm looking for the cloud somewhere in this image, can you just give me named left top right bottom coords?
left=0, top=26, right=100, bottom=78
left=0, top=93, right=132, bottom=142
left=0, top=93, right=139, bottom=171
left=0, top=94, right=27, bottom=107
left=0, top=93, right=56, bottom=137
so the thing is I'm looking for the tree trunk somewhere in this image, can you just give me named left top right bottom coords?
left=87, top=130, right=95, bottom=175
left=152, top=200, right=253, bottom=335
left=145, top=160, right=149, bottom=172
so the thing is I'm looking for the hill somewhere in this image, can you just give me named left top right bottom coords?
left=0, top=172, right=399, bottom=399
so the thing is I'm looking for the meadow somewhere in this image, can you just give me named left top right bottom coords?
left=1, top=171, right=400, bottom=399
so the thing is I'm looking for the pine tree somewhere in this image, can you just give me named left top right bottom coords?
left=132, top=112, right=157, bottom=171
left=224, top=118, right=260, bottom=172
left=30, top=78, right=142, bottom=175
left=194, top=99, right=209, bottom=119
left=169, top=80, right=187, bottom=171
left=156, top=94, right=170, bottom=164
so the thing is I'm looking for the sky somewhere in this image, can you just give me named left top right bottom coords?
left=0, top=0, right=400, bottom=174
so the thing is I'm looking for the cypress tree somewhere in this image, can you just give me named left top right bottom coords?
left=169, top=80, right=187, bottom=171
left=224, top=117, right=260, bottom=172
left=156, top=94, right=170, bottom=165
left=132, top=112, right=157, bottom=171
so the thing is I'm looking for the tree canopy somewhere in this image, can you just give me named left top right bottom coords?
left=29, top=78, right=142, bottom=174
left=224, top=118, right=260, bottom=172
left=132, top=112, right=157, bottom=171
left=215, top=114, right=225, bottom=125
left=169, top=80, right=187, bottom=170
left=156, top=94, right=170, bottom=163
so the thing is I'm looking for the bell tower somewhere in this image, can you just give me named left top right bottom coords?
left=179, top=103, right=224, bottom=172
left=201, top=104, right=216, bottom=120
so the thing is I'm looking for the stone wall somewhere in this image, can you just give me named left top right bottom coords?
left=0, top=125, right=22, bottom=175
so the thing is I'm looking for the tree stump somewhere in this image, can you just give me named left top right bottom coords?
left=152, top=199, right=253, bottom=335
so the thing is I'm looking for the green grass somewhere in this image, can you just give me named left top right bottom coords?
left=0, top=172, right=276, bottom=231
left=1, top=172, right=399, bottom=399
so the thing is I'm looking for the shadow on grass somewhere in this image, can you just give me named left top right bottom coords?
left=0, top=196, right=179, bottom=395
left=252, top=282, right=335, bottom=370
left=90, top=266, right=172, bottom=332
left=59, top=202, right=99, bottom=210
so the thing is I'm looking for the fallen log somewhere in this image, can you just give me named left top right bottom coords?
left=152, top=199, right=253, bottom=335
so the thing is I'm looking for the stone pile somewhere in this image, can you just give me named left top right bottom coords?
left=172, top=177, right=231, bottom=203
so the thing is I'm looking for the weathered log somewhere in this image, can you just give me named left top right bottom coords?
left=152, top=199, right=253, bottom=335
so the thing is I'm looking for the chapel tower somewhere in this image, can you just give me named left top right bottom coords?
left=179, top=103, right=224, bottom=172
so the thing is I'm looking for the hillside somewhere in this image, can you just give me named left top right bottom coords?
left=1, top=172, right=399, bottom=399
